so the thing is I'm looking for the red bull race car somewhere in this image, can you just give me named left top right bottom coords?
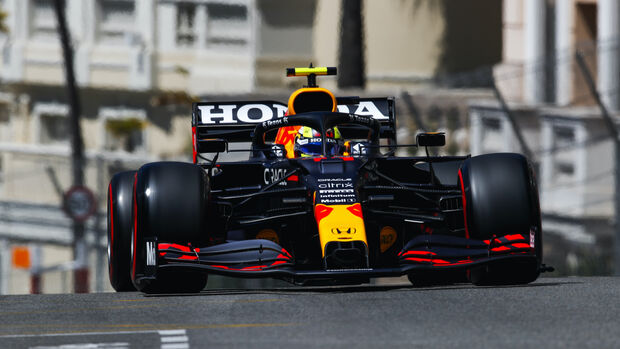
left=108, top=67, right=548, bottom=293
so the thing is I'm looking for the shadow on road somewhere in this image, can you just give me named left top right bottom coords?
left=144, top=279, right=578, bottom=297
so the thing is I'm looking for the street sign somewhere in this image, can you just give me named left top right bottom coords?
left=63, top=185, right=96, bottom=222
left=12, top=246, right=31, bottom=269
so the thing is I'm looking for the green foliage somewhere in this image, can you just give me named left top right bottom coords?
left=174, top=65, right=190, bottom=76
left=105, top=118, right=146, bottom=137
left=0, top=7, right=8, bottom=33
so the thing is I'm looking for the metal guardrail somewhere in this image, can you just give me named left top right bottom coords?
left=0, top=201, right=104, bottom=246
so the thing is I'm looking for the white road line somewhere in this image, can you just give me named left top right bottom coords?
left=0, top=330, right=159, bottom=339
left=3, top=328, right=192, bottom=349
left=161, top=336, right=189, bottom=343
left=159, top=329, right=189, bottom=349
left=158, top=330, right=186, bottom=336
left=29, top=343, right=129, bottom=349
left=161, top=344, right=189, bottom=349
left=157, top=330, right=186, bottom=336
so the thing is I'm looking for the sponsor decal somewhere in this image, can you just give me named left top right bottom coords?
left=337, top=101, right=389, bottom=120
left=256, top=229, right=280, bottom=244
left=380, top=226, right=397, bottom=253
left=317, top=177, right=352, bottom=182
left=196, top=99, right=391, bottom=125
left=316, top=178, right=356, bottom=204
left=318, top=183, right=353, bottom=189
left=197, top=103, right=287, bottom=125
left=146, top=241, right=156, bottom=266
left=262, top=117, right=289, bottom=128
left=300, top=137, right=338, bottom=145
left=264, top=168, right=289, bottom=186
left=346, top=114, right=374, bottom=125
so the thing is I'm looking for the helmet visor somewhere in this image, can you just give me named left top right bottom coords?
left=297, top=138, right=340, bottom=157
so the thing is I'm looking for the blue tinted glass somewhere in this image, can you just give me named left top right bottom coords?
left=299, top=142, right=323, bottom=155
left=326, top=142, right=339, bottom=155
left=299, top=141, right=340, bottom=156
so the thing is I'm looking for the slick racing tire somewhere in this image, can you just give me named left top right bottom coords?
left=107, top=171, right=137, bottom=292
left=459, top=153, right=542, bottom=286
left=131, top=162, right=210, bottom=294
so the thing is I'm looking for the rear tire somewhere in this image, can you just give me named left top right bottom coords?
left=460, top=153, right=542, bottom=285
left=107, top=171, right=137, bottom=292
left=131, top=162, right=210, bottom=293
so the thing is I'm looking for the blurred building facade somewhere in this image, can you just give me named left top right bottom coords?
left=314, top=0, right=502, bottom=90
left=471, top=0, right=619, bottom=275
left=0, top=0, right=317, bottom=294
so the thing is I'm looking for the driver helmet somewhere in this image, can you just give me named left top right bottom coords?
left=294, top=126, right=342, bottom=157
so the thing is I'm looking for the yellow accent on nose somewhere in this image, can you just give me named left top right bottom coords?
left=315, top=204, right=367, bottom=258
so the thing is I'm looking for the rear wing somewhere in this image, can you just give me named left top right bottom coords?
left=192, top=97, right=396, bottom=150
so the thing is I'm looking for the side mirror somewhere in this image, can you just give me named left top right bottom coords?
left=197, top=138, right=227, bottom=153
left=416, top=132, right=445, bottom=147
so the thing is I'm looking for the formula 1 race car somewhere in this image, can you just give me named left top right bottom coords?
left=108, top=66, right=546, bottom=293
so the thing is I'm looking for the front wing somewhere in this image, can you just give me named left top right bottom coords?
left=135, top=233, right=536, bottom=286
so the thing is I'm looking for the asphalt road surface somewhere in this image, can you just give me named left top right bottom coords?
left=0, top=276, right=617, bottom=348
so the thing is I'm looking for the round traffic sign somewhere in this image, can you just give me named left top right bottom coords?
left=63, top=185, right=96, bottom=222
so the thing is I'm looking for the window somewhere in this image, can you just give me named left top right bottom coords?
left=552, top=125, right=576, bottom=181
left=104, top=118, right=144, bottom=152
left=97, top=0, right=135, bottom=45
left=101, top=108, right=146, bottom=153
left=176, top=3, right=196, bottom=47
left=0, top=155, right=4, bottom=195
left=31, top=0, right=58, bottom=41
left=40, top=114, right=69, bottom=145
left=0, top=104, right=9, bottom=140
left=206, top=3, right=249, bottom=47
left=480, top=115, right=505, bottom=153
left=173, top=2, right=251, bottom=49
left=482, top=117, right=501, bottom=131
left=0, top=106, right=7, bottom=123
left=33, top=103, right=69, bottom=145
